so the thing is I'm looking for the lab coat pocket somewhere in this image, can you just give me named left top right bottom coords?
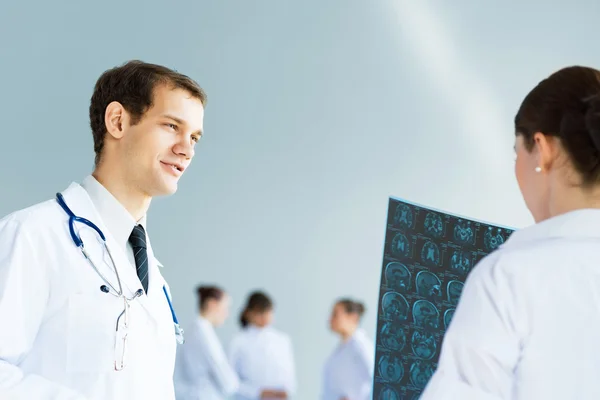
left=66, top=292, right=121, bottom=373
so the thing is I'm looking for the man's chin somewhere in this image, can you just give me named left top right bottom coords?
left=152, top=182, right=178, bottom=197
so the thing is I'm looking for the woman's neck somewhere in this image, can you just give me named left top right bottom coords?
left=200, top=311, right=215, bottom=325
left=340, top=326, right=357, bottom=342
left=548, top=180, right=600, bottom=220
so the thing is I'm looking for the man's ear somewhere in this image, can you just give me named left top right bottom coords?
left=104, top=101, right=128, bottom=139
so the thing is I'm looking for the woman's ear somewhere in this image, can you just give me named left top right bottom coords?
left=533, top=132, right=560, bottom=172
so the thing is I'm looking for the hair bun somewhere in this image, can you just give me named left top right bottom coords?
left=585, top=94, right=600, bottom=150
left=197, top=286, right=208, bottom=296
left=356, top=302, right=365, bottom=316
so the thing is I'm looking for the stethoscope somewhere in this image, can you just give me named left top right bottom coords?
left=56, top=192, right=185, bottom=345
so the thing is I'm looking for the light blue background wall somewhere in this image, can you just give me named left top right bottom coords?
left=1, top=1, right=598, bottom=398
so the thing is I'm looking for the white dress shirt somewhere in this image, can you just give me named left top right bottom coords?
left=229, top=325, right=297, bottom=399
left=81, top=175, right=145, bottom=268
left=321, top=328, right=375, bottom=400
left=420, top=208, right=600, bottom=400
left=174, top=316, right=239, bottom=400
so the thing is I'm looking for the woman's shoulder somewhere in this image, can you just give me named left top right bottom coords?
left=266, top=326, right=293, bottom=343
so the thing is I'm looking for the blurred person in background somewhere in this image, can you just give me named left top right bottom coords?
left=174, top=285, right=239, bottom=400
left=321, top=298, right=374, bottom=400
left=229, top=291, right=296, bottom=400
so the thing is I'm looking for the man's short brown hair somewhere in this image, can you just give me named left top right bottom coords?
left=89, top=60, right=207, bottom=166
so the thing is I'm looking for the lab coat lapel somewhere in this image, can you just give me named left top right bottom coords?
left=142, top=239, right=170, bottom=322
left=59, top=183, right=163, bottom=324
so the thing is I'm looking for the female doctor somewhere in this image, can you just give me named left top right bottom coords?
left=421, top=65, right=600, bottom=400
left=174, top=285, right=239, bottom=400
left=321, top=299, right=374, bottom=400
left=229, top=291, right=296, bottom=400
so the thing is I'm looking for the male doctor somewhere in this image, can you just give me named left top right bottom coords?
left=0, top=60, right=206, bottom=399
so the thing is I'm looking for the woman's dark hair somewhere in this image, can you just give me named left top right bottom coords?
left=337, top=298, right=366, bottom=318
left=515, top=65, right=600, bottom=187
left=196, top=285, right=224, bottom=311
left=240, top=291, right=273, bottom=328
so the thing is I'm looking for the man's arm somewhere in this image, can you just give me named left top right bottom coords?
left=0, top=217, right=87, bottom=399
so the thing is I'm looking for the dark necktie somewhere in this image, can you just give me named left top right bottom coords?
left=129, top=224, right=149, bottom=294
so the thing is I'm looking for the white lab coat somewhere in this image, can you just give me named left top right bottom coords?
left=321, top=329, right=374, bottom=400
left=420, top=208, right=600, bottom=400
left=229, top=325, right=296, bottom=400
left=173, top=316, right=239, bottom=400
left=0, top=181, right=177, bottom=400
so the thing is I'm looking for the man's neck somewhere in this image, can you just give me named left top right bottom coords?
left=92, top=167, right=151, bottom=222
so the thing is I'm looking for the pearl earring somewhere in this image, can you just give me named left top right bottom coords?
left=535, top=167, right=542, bottom=173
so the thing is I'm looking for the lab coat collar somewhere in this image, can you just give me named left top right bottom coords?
left=351, top=328, right=367, bottom=342
left=59, top=182, right=164, bottom=325
left=80, top=175, right=147, bottom=254
left=245, top=324, right=271, bottom=334
left=502, top=208, right=600, bottom=248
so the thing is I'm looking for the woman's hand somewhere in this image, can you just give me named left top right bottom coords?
left=260, top=389, right=288, bottom=399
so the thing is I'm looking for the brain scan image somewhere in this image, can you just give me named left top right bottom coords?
left=412, top=300, right=440, bottom=329
left=392, top=233, right=410, bottom=257
left=449, top=249, right=471, bottom=275
left=394, top=204, right=414, bottom=229
left=378, top=354, right=404, bottom=383
left=444, top=308, right=455, bottom=329
left=424, top=212, right=443, bottom=238
left=375, top=200, right=516, bottom=399
left=380, top=322, right=407, bottom=352
left=453, top=220, right=474, bottom=245
left=415, top=271, right=441, bottom=300
left=484, top=227, right=506, bottom=251
left=382, top=292, right=410, bottom=322
left=411, top=330, right=437, bottom=360
left=447, top=281, right=464, bottom=305
left=378, top=386, right=400, bottom=400
left=420, top=241, right=440, bottom=266
left=385, top=262, right=411, bottom=291
left=409, top=360, right=435, bottom=389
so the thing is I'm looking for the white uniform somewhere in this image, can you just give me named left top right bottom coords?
left=421, top=209, right=600, bottom=400
left=0, top=175, right=177, bottom=400
left=321, top=329, right=374, bottom=400
left=229, top=325, right=296, bottom=400
left=173, top=316, right=239, bottom=400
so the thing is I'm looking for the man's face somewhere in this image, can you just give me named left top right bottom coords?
left=120, top=84, right=205, bottom=197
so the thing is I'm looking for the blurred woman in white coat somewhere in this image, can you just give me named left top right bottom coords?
left=174, top=286, right=239, bottom=400
left=321, top=298, right=374, bottom=400
left=229, top=291, right=296, bottom=400
left=420, top=66, right=600, bottom=399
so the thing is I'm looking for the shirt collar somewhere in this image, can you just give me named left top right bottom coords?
left=503, top=208, right=600, bottom=248
left=80, top=175, right=147, bottom=253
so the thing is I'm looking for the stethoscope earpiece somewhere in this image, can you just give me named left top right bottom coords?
left=100, top=285, right=145, bottom=300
